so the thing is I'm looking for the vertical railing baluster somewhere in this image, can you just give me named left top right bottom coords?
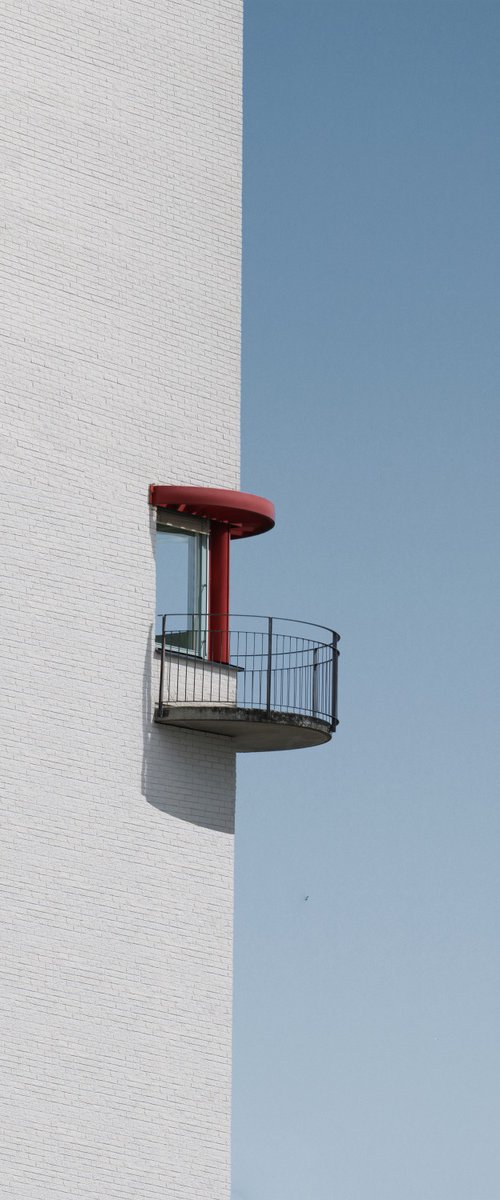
left=312, top=646, right=319, bottom=717
left=332, top=635, right=339, bottom=728
left=266, top=617, right=273, bottom=712
left=158, top=614, right=167, bottom=717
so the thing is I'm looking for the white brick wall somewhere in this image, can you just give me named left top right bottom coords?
left=0, top=2, right=241, bottom=1196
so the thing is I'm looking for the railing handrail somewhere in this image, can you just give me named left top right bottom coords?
left=156, top=611, right=340, bottom=643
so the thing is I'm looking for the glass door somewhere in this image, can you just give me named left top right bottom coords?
left=156, top=523, right=208, bottom=656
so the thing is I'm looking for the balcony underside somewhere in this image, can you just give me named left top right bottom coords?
left=154, top=704, right=334, bottom=752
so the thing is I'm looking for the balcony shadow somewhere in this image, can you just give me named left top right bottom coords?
left=141, top=623, right=235, bottom=833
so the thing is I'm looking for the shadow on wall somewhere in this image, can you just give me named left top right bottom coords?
left=141, top=624, right=236, bottom=834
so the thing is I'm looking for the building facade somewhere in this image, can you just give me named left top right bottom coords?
left=1, top=4, right=339, bottom=1196
left=1, top=3, right=242, bottom=1196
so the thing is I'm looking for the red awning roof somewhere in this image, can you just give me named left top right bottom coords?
left=149, top=485, right=275, bottom=539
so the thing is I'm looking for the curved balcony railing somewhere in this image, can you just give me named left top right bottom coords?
left=156, top=614, right=340, bottom=733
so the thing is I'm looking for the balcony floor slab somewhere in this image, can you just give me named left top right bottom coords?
left=154, top=705, right=334, bottom=752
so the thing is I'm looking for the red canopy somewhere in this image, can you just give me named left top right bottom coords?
left=149, top=485, right=275, bottom=538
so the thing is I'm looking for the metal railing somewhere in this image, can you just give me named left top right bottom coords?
left=156, top=614, right=340, bottom=730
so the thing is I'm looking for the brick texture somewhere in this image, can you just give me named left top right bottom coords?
left=0, top=2, right=241, bottom=1196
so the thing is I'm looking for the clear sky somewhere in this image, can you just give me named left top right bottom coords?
left=231, top=3, right=500, bottom=1197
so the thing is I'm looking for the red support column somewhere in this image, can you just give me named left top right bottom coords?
left=208, top=524, right=230, bottom=663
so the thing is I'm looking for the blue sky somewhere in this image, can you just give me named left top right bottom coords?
left=232, top=3, right=500, bottom=1197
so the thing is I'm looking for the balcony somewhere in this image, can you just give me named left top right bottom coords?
left=154, top=615, right=339, bottom=752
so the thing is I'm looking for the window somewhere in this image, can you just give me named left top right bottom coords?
left=155, top=510, right=208, bottom=655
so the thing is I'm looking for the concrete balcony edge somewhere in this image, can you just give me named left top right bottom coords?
left=154, top=704, right=335, bottom=752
